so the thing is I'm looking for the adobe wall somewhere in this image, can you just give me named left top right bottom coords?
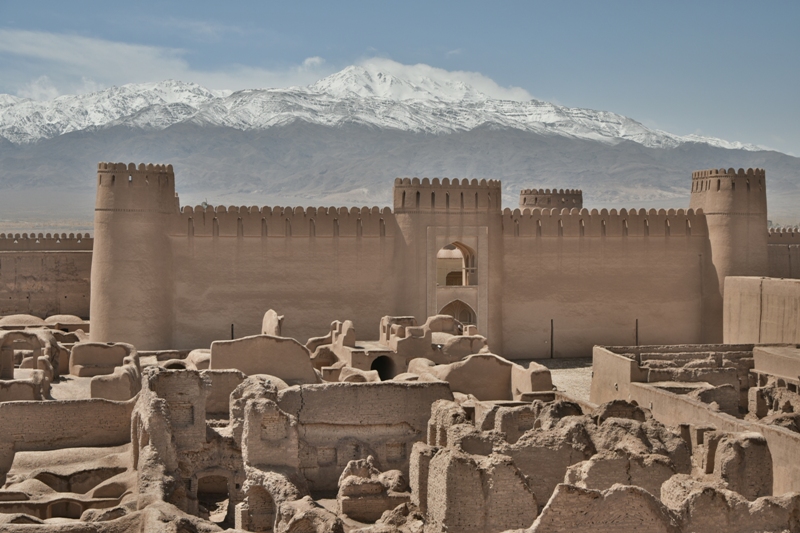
left=628, top=383, right=800, bottom=495
left=724, top=277, right=800, bottom=344
left=0, top=234, right=92, bottom=318
left=0, top=397, right=134, bottom=452
left=277, top=381, right=453, bottom=492
left=501, top=208, right=713, bottom=358
left=591, top=345, right=800, bottom=495
left=168, top=204, right=400, bottom=347
left=767, top=228, right=800, bottom=278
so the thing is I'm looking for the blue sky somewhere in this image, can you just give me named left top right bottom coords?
left=0, top=1, right=798, bottom=154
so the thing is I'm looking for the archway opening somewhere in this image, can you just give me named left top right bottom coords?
left=197, top=475, right=231, bottom=526
left=440, top=300, right=476, bottom=326
left=246, top=486, right=275, bottom=532
left=48, top=500, right=83, bottom=519
left=436, top=242, right=477, bottom=286
left=371, top=356, right=396, bottom=381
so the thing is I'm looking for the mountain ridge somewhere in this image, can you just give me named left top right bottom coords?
left=0, top=66, right=764, bottom=152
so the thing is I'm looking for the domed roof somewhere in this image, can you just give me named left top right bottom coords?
left=44, top=314, right=84, bottom=324
left=0, top=314, right=46, bottom=326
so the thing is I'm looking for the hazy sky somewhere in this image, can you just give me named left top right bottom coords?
left=0, top=1, right=797, bottom=154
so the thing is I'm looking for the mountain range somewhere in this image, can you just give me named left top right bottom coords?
left=0, top=65, right=797, bottom=231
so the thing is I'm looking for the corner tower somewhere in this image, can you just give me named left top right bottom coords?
left=690, top=167, right=769, bottom=290
left=90, top=163, right=178, bottom=349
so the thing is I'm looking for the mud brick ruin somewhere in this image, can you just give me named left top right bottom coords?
left=1, top=163, right=800, bottom=532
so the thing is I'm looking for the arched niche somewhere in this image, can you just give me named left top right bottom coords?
left=440, top=299, right=476, bottom=326
left=436, top=242, right=477, bottom=286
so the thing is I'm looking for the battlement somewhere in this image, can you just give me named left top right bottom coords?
left=768, top=227, right=800, bottom=245
left=689, top=167, right=767, bottom=214
left=520, top=188, right=582, bottom=195
left=393, top=177, right=502, bottom=211
left=519, top=188, right=583, bottom=210
left=95, top=162, right=178, bottom=214
left=501, top=207, right=706, bottom=238
left=0, top=233, right=93, bottom=251
left=692, top=168, right=765, bottom=179
left=691, top=168, right=766, bottom=194
left=176, top=204, right=396, bottom=238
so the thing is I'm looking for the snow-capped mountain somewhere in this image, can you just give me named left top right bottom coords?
left=0, top=66, right=761, bottom=151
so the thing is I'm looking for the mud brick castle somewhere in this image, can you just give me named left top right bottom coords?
left=84, top=163, right=782, bottom=355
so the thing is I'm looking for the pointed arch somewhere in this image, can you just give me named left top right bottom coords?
left=439, top=299, right=476, bottom=326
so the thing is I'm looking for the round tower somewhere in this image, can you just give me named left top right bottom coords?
left=90, top=162, right=178, bottom=349
left=690, top=167, right=769, bottom=293
left=519, top=188, right=582, bottom=210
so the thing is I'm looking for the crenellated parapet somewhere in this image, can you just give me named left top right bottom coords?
left=768, top=227, right=800, bottom=245
left=690, top=167, right=766, bottom=211
left=96, top=162, right=179, bottom=214
left=519, top=188, right=582, bottom=210
left=691, top=167, right=766, bottom=180
left=501, top=207, right=706, bottom=238
left=0, top=233, right=92, bottom=251
left=393, top=177, right=502, bottom=212
left=177, top=205, right=394, bottom=238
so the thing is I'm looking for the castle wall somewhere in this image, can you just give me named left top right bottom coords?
left=86, top=164, right=772, bottom=356
left=724, top=276, right=800, bottom=344
left=167, top=205, right=401, bottom=348
left=767, top=228, right=800, bottom=278
left=0, top=234, right=92, bottom=318
left=501, top=208, right=711, bottom=358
